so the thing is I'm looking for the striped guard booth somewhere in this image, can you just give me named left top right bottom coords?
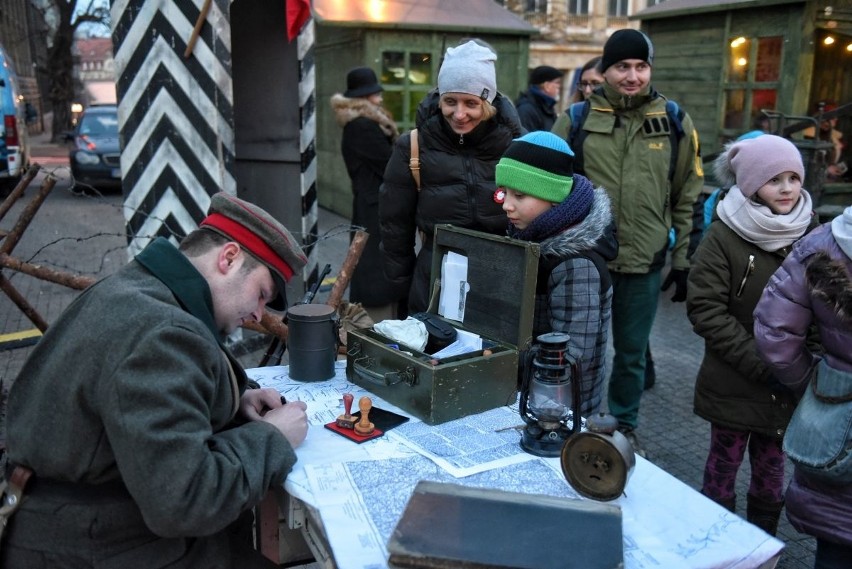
left=110, top=0, right=318, bottom=288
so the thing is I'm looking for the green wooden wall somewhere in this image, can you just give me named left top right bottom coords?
left=644, top=2, right=808, bottom=157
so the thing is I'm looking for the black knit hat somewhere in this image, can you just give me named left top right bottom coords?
left=601, top=29, right=654, bottom=72
left=529, top=65, right=563, bottom=85
left=344, top=67, right=382, bottom=98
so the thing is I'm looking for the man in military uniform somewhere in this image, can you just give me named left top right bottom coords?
left=2, top=193, right=309, bottom=568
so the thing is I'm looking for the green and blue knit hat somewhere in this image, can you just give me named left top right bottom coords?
left=496, top=131, right=574, bottom=203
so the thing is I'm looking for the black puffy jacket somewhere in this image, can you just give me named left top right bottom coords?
left=379, top=92, right=523, bottom=312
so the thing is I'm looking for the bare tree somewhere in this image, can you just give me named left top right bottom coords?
left=32, top=0, right=109, bottom=142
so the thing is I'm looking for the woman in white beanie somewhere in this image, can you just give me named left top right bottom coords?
left=754, top=206, right=852, bottom=568
left=379, top=40, right=524, bottom=313
left=686, top=135, right=817, bottom=535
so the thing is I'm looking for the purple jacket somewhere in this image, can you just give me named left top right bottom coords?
left=754, top=222, right=852, bottom=546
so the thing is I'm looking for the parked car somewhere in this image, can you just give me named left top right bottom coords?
left=0, top=43, right=31, bottom=195
left=67, top=104, right=121, bottom=192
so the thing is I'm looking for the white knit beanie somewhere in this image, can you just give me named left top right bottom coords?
left=832, top=206, right=852, bottom=259
left=437, top=40, right=497, bottom=104
left=726, top=135, right=805, bottom=197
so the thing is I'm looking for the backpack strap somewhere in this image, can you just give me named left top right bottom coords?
left=409, top=128, right=421, bottom=192
left=536, top=250, right=611, bottom=295
left=664, top=99, right=686, bottom=182
left=567, top=101, right=591, bottom=175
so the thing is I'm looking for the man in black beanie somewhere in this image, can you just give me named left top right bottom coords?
left=552, top=29, right=704, bottom=453
left=515, top=64, right=564, bottom=131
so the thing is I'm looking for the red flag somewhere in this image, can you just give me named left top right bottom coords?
left=286, top=0, right=312, bottom=41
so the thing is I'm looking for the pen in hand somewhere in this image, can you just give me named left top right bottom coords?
left=260, top=394, right=288, bottom=417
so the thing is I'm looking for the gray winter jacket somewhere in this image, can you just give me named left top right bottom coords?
left=531, top=188, right=617, bottom=416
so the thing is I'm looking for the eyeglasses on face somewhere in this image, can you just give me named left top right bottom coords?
left=579, top=81, right=602, bottom=89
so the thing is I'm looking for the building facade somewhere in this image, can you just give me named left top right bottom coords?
left=73, top=37, right=117, bottom=106
left=498, top=0, right=650, bottom=107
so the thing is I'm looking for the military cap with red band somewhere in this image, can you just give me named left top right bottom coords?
left=200, top=192, right=307, bottom=310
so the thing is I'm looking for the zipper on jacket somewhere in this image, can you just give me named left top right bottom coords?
left=736, top=254, right=755, bottom=297
left=459, top=133, right=464, bottom=145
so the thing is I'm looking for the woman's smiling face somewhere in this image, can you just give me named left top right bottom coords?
left=440, top=93, right=486, bottom=135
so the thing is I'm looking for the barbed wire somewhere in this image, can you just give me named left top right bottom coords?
left=4, top=166, right=365, bottom=284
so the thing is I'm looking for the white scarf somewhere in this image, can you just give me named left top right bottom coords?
left=716, top=185, right=813, bottom=251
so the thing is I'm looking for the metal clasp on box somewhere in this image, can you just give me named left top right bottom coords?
left=349, top=342, right=418, bottom=387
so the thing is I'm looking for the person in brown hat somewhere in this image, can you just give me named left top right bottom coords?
left=3, top=192, right=308, bottom=568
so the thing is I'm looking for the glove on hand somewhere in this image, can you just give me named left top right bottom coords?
left=661, top=269, right=689, bottom=302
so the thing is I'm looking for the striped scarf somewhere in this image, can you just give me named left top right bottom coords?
left=507, top=174, right=595, bottom=242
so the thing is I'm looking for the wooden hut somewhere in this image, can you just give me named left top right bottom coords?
left=633, top=0, right=851, bottom=153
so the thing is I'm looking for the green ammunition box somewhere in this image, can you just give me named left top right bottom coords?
left=346, top=225, right=539, bottom=424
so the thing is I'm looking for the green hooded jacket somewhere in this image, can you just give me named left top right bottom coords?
left=552, top=82, right=704, bottom=273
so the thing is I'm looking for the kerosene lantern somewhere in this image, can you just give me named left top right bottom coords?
left=518, top=332, right=581, bottom=457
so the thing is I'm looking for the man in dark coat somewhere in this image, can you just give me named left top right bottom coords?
left=331, top=67, right=406, bottom=319
left=2, top=193, right=309, bottom=568
left=515, top=65, right=564, bottom=132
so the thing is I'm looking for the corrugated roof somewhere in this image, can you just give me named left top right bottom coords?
left=313, top=0, right=537, bottom=35
left=633, top=0, right=804, bottom=21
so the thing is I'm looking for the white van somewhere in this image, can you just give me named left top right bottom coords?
left=0, top=43, right=30, bottom=193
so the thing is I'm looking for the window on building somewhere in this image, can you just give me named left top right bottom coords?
left=569, top=0, right=589, bottom=14
left=722, top=36, right=783, bottom=137
left=608, top=0, right=628, bottom=17
left=526, top=0, right=548, bottom=13
left=646, top=0, right=666, bottom=6
left=380, top=50, right=434, bottom=132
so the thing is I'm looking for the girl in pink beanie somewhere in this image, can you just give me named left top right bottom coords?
left=685, top=134, right=817, bottom=534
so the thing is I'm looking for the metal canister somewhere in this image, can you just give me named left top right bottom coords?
left=560, top=412, right=636, bottom=501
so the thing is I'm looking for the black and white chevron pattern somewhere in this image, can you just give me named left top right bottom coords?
left=111, top=0, right=318, bottom=288
left=297, top=20, right=319, bottom=288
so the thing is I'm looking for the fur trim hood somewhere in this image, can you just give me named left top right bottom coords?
left=330, top=94, right=399, bottom=141
left=713, top=138, right=739, bottom=190
left=540, top=188, right=617, bottom=261
left=807, top=251, right=852, bottom=323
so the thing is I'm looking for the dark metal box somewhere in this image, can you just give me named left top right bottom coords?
left=346, top=225, right=539, bottom=424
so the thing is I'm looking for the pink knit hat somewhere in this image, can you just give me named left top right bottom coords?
left=726, top=135, right=805, bottom=197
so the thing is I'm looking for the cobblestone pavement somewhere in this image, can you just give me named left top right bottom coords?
left=0, top=138, right=816, bottom=568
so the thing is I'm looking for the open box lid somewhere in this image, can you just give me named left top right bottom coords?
left=428, top=224, right=540, bottom=350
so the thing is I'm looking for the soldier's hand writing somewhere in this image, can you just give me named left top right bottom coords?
left=261, top=401, right=308, bottom=448
left=240, top=387, right=285, bottom=420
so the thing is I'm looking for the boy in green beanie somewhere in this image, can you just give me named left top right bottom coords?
left=496, top=131, right=617, bottom=416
